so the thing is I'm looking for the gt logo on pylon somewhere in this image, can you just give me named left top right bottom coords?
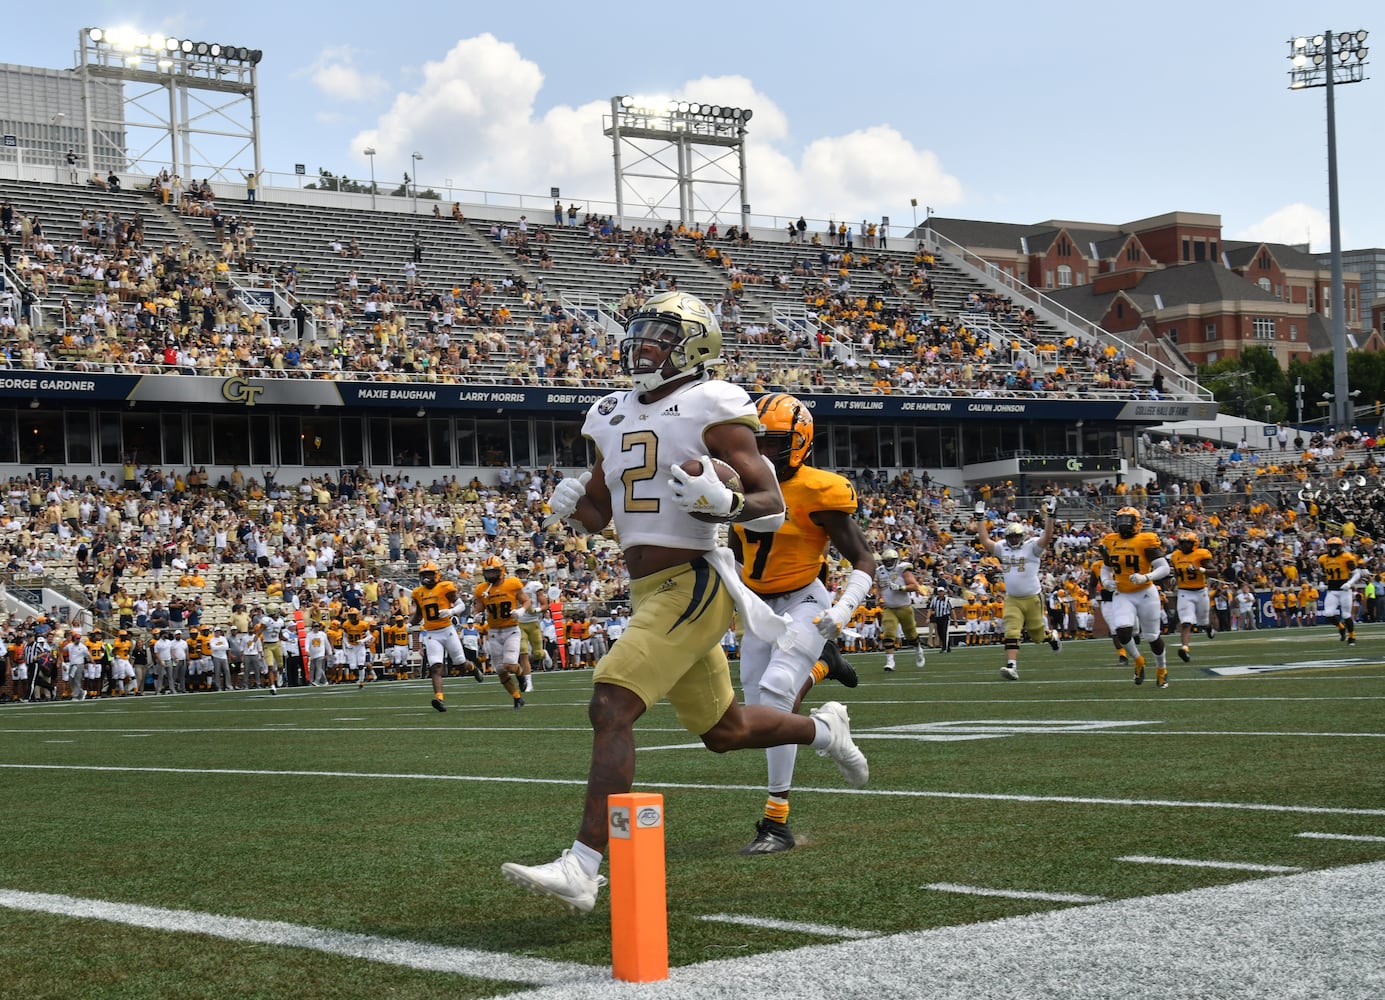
left=221, top=376, right=265, bottom=407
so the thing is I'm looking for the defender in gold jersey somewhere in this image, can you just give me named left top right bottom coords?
left=729, top=392, right=876, bottom=855
left=473, top=555, right=529, bottom=708
left=1169, top=531, right=1216, bottom=663
left=1317, top=537, right=1363, bottom=645
left=411, top=561, right=466, bottom=711
left=1099, top=507, right=1172, bottom=688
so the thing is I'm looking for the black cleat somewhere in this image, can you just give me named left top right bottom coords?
left=818, top=641, right=858, bottom=689
left=1348, top=636, right=1357, bottom=647
left=513, top=696, right=525, bottom=710
left=1177, top=646, right=1191, bottom=663
left=431, top=697, right=447, bottom=712
left=472, top=665, right=484, bottom=683
left=739, top=818, right=795, bottom=855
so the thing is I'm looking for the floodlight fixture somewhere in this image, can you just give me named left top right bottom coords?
left=1290, top=28, right=1369, bottom=428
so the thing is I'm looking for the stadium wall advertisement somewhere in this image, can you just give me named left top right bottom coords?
left=0, top=372, right=1220, bottom=422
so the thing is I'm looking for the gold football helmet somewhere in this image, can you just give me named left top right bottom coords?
left=619, top=291, right=723, bottom=392
left=755, top=392, right=814, bottom=477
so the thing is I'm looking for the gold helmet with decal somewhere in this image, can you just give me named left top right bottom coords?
left=619, top=291, right=723, bottom=392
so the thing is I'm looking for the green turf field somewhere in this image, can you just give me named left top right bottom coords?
left=3, top=625, right=1383, bottom=999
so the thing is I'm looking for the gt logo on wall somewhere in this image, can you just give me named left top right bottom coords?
left=221, top=376, right=266, bottom=407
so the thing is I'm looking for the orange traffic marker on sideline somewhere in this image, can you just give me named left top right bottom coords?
left=608, top=792, right=668, bottom=982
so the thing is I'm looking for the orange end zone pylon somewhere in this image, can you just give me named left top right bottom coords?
left=608, top=792, right=668, bottom=982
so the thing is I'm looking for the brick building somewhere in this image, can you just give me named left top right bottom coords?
left=929, top=211, right=1365, bottom=366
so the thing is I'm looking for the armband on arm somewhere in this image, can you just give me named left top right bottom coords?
left=739, top=508, right=785, bottom=532
left=1144, top=557, right=1171, bottom=583
left=1099, top=565, right=1116, bottom=590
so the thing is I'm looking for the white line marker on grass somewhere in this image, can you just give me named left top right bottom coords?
left=2, top=763, right=1384, bottom=818
left=0, top=889, right=604, bottom=986
left=1296, top=831, right=1385, bottom=843
left=1118, top=855, right=1302, bottom=873
left=697, top=913, right=879, bottom=939
left=922, top=883, right=1107, bottom=904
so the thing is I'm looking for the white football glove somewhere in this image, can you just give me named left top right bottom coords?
left=668, top=455, right=739, bottom=519
left=543, top=471, right=591, bottom=528
left=814, top=604, right=853, bottom=638
left=974, top=501, right=986, bottom=516
left=1041, top=496, right=1057, bottom=515
left=1129, top=572, right=1149, bottom=586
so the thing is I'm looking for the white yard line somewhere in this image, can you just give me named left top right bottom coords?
left=922, top=883, right=1107, bottom=904
left=0, top=889, right=604, bottom=985
left=695, top=913, right=879, bottom=939
left=2, top=763, right=1383, bottom=817
left=1117, top=855, right=1303, bottom=873
left=1297, top=831, right=1385, bottom=843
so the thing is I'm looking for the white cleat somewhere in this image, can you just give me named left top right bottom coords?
left=501, top=850, right=607, bottom=915
left=811, top=701, right=869, bottom=788
left=1000, top=665, right=1019, bottom=681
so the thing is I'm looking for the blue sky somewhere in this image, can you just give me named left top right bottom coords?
left=6, top=2, right=1381, bottom=250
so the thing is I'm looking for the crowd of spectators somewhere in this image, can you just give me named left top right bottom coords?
left=1, top=438, right=1377, bottom=704
left=0, top=186, right=1172, bottom=403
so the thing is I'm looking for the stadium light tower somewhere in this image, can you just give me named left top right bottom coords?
left=364, top=146, right=377, bottom=210
left=1288, top=28, right=1369, bottom=429
left=77, top=26, right=263, bottom=181
left=603, top=97, right=752, bottom=231
left=410, top=151, right=423, bottom=214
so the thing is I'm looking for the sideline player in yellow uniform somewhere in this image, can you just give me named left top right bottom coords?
left=1099, top=507, right=1172, bottom=688
left=473, top=555, right=529, bottom=708
left=1169, top=531, right=1215, bottom=662
left=411, top=560, right=466, bottom=711
left=1317, top=536, right=1363, bottom=645
left=730, top=392, right=875, bottom=854
left=382, top=613, right=412, bottom=679
left=342, top=607, right=376, bottom=688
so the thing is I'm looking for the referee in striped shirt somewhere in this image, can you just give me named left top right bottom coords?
left=930, top=584, right=954, bottom=653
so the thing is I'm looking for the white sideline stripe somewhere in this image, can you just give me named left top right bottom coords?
left=2, top=763, right=1384, bottom=818
left=1297, top=831, right=1385, bottom=843
left=923, top=883, right=1107, bottom=904
left=489, top=861, right=1385, bottom=1000
left=9, top=725, right=1385, bottom=739
left=1118, top=855, right=1303, bottom=873
left=0, top=889, right=604, bottom=986
left=696, top=912, right=878, bottom=939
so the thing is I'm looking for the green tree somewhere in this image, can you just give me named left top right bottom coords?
left=1199, top=346, right=1288, bottom=421
left=388, top=173, right=441, bottom=201
left=304, top=168, right=375, bottom=194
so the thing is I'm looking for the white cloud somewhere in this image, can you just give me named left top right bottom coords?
left=301, top=45, right=389, bottom=103
left=349, top=35, right=962, bottom=225
left=1235, top=203, right=1331, bottom=252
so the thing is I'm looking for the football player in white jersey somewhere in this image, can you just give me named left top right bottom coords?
left=969, top=498, right=1061, bottom=680
left=503, top=291, right=869, bottom=914
left=516, top=578, right=547, bottom=690
left=874, top=548, right=926, bottom=671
